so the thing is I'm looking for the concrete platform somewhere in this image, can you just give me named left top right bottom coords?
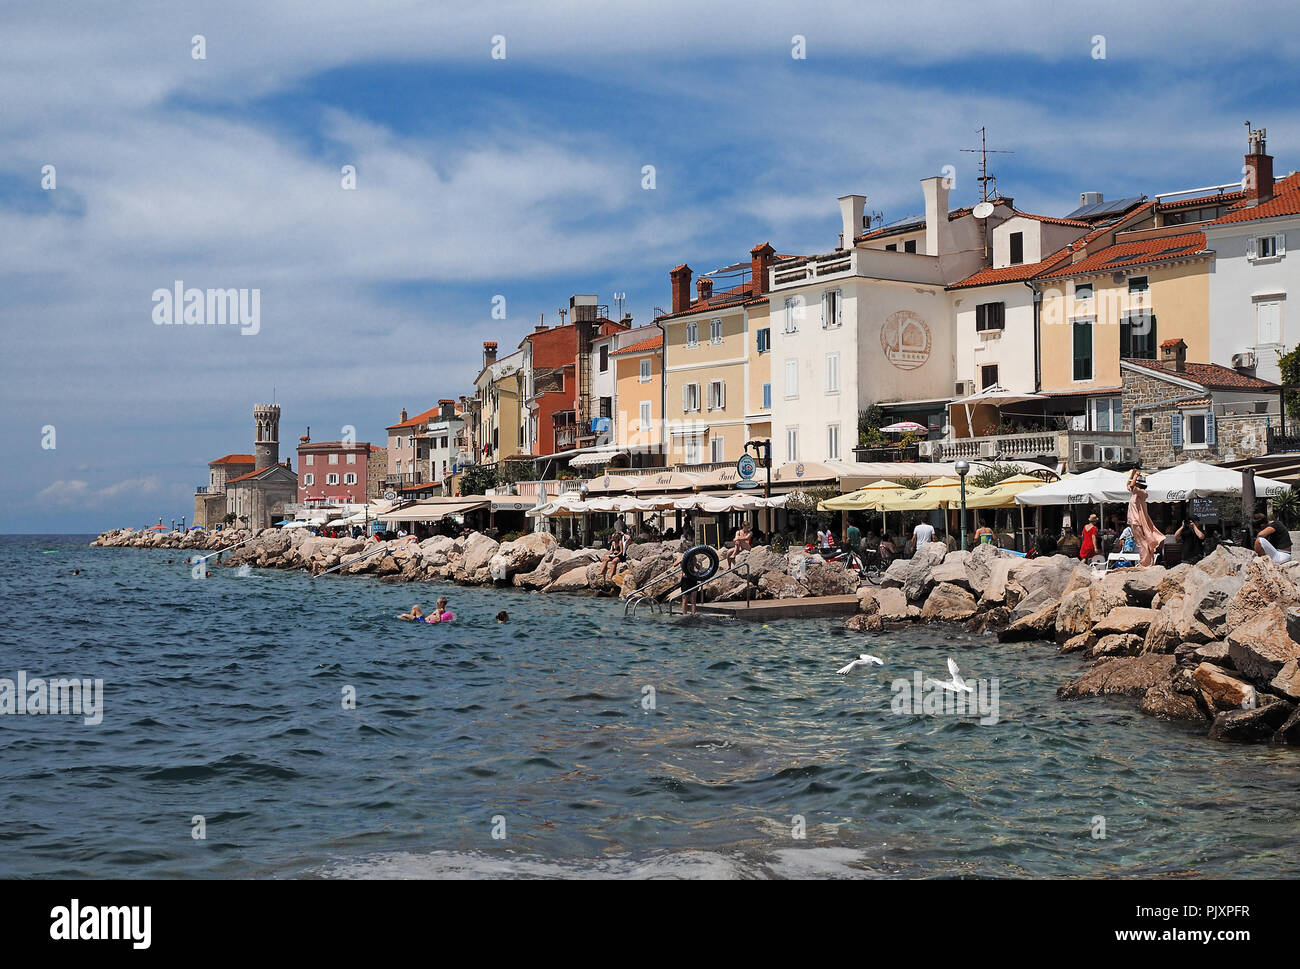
left=692, top=594, right=860, bottom=621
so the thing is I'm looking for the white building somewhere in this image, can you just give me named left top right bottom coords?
left=425, top=399, right=464, bottom=488
left=767, top=177, right=1008, bottom=463
left=1204, top=131, right=1298, bottom=386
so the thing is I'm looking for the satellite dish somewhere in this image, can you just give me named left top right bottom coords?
left=972, top=201, right=995, bottom=219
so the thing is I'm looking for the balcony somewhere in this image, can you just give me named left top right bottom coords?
left=195, top=485, right=220, bottom=494
left=554, top=425, right=578, bottom=451
left=384, top=472, right=426, bottom=486
left=853, top=444, right=922, bottom=463
left=920, top=430, right=1134, bottom=471
left=770, top=247, right=944, bottom=289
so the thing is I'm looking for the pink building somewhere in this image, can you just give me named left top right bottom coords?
left=297, top=431, right=373, bottom=505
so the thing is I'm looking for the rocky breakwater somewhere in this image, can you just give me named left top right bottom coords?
left=843, top=541, right=1300, bottom=746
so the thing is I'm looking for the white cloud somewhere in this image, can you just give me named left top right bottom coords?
left=35, top=476, right=162, bottom=508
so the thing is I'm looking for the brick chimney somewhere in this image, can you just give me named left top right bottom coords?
left=399, top=408, right=407, bottom=423
left=697, top=277, right=713, bottom=302
left=750, top=242, right=775, bottom=296
left=1160, top=338, right=1188, bottom=372
left=1244, top=127, right=1274, bottom=206
left=483, top=341, right=498, bottom=367
left=670, top=264, right=692, bottom=314
left=439, top=398, right=454, bottom=418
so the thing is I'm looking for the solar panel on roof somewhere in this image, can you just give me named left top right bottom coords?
left=1063, top=195, right=1146, bottom=220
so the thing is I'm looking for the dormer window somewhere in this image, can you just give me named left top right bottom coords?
left=1009, top=232, right=1024, bottom=265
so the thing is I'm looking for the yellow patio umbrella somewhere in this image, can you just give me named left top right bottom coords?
left=878, top=488, right=947, bottom=512
left=819, top=479, right=907, bottom=511
left=963, top=474, right=1050, bottom=509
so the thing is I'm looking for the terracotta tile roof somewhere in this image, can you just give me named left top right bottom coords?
left=1157, top=190, right=1245, bottom=210
left=657, top=280, right=765, bottom=320
left=1038, top=231, right=1207, bottom=279
left=386, top=406, right=442, bottom=431
left=1123, top=358, right=1278, bottom=390
left=227, top=464, right=294, bottom=484
left=1211, top=172, right=1300, bottom=225
left=1012, top=211, right=1092, bottom=228
left=1175, top=395, right=1212, bottom=408
left=209, top=453, right=255, bottom=465
left=947, top=246, right=1073, bottom=290
left=611, top=334, right=663, bottom=355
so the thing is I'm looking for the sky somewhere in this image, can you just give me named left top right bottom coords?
left=2, top=0, right=1298, bottom=532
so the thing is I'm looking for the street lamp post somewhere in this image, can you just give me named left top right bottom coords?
left=955, top=460, right=970, bottom=551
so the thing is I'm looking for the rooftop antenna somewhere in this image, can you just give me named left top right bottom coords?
left=961, top=126, right=1014, bottom=203
left=558, top=308, right=567, bottom=325
left=613, top=292, right=627, bottom=318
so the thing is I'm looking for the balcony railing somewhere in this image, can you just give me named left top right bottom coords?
left=853, top=444, right=922, bottom=463
left=1267, top=427, right=1300, bottom=454
left=920, top=430, right=1133, bottom=471
left=384, top=472, right=426, bottom=485
left=195, top=485, right=219, bottom=494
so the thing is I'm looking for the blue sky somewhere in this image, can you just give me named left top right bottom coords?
left=2, top=0, right=1297, bottom=532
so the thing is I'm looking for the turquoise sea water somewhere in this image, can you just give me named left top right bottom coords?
left=1, top=534, right=1297, bottom=879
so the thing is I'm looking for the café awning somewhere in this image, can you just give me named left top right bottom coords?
left=1141, top=460, right=1290, bottom=501
left=378, top=498, right=490, bottom=522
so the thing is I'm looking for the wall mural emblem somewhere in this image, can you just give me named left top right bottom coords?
left=880, top=310, right=932, bottom=371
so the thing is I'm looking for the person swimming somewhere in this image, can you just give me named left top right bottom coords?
left=495, top=610, right=508, bottom=623
left=400, top=597, right=454, bottom=623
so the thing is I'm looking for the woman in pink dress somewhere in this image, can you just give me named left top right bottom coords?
left=1126, top=469, right=1164, bottom=566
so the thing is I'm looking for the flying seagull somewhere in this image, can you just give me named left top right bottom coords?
left=926, top=658, right=974, bottom=693
left=837, top=654, right=884, bottom=675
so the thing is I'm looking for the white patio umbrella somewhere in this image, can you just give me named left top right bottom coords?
left=1141, top=460, right=1291, bottom=501
left=1014, top=467, right=1133, bottom=506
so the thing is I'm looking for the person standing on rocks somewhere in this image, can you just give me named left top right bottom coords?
left=1126, top=469, right=1164, bottom=567
left=1079, top=514, right=1099, bottom=561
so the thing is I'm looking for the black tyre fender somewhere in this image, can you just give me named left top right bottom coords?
left=681, top=545, right=720, bottom=583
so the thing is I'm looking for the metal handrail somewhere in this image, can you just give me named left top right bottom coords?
left=624, top=563, right=685, bottom=616
left=663, top=562, right=752, bottom=615
left=188, top=534, right=260, bottom=564
left=315, top=536, right=414, bottom=578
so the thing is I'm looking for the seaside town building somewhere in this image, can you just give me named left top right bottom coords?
left=656, top=243, right=779, bottom=468
left=385, top=406, right=438, bottom=494
left=295, top=431, right=379, bottom=506
left=425, top=399, right=464, bottom=490
left=607, top=324, right=665, bottom=469
left=474, top=341, right=525, bottom=469
left=193, top=404, right=297, bottom=529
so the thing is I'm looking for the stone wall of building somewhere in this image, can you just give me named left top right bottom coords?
left=368, top=447, right=387, bottom=498
left=193, top=492, right=227, bottom=529
left=1122, top=368, right=1271, bottom=469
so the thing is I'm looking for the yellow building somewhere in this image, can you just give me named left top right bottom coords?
left=1037, top=229, right=1212, bottom=411
left=610, top=326, right=664, bottom=458
left=658, top=243, right=776, bottom=466
left=473, top=341, right=525, bottom=466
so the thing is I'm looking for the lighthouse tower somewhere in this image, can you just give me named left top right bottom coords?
left=253, top=403, right=281, bottom=469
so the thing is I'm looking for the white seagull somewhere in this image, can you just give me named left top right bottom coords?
left=926, top=658, right=974, bottom=693
left=837, top=654, right=884, bottom=675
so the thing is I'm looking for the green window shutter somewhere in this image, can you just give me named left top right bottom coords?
left=1171, top=413, right=1183, bottom=448
left=1205, top=411, right=1216, bottom=446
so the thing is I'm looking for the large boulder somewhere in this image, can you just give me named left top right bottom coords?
left=1270, top=659, right=1300, bottom=701
left=1142, top=604, right=1182, bottom=654
left=1009, top=586, right=1056, bottom=620
left=743, top=546, right=789, bottom=581
left=979, top=555, right=1026, bottom=608
left=1087, top=633, right=1144, bottom=659
left=1057, top=654, right=1177, bottom=700
left=929, top=552, right=971, bottom=590
left=920, top=582, right=978, bottom=622
left=1226, top=557, right=1300, bottom=631
left=1054, top=587, right=1094, bottom=643
left=760, top=571, right=808, bottom=599
left=804, top=562, right=860, bottom=597
left=459, top=532, right=500, bottom=575
left=1187, top=575, right=1246, bottom=635
left=418, top=535, right=460, bottom=567
left=1193, top=663, right=1258, bottom=711
left=543, top=565, right=591, bottom=593
left=872, top=586, right=910, bottom=622
left=1209, top=698, right=1296, bottom=743
left=998, top=600, right=1060, bottom=642
left=1006, top=555, right=1075, bottom=608
left=1195, top=545, right=1253, bottom=579
left=488, top=531, right=558, bottom=581
left=962, top=544, right=1003, bottom=597
left=1141, top=678, right=1209, bottom=722
left=965, top=605, right=1011, bottom=635
left=1092, top=606, right=1161, bottom=638
left=844, top=612, right=884, bottom=633
left=1226, top=605, right=1300, bottom=683
left=880, top=541, right=948, bottom=602
left=1119, top=565, right=1166, bottom=606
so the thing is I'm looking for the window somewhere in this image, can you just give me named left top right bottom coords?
left=1120, top=312, right=1158, bottom=359
left=784, top=298, right=799, bottom=333
left=980, top=364, right=999, bottom=389
left=826, top=423, right=840, bottom=460
left=682, top=382, right=701, bottom=412
left=1074, top=283, right=1094, bottom=301
left=785, top=359, right=799, bottom=398
left=975, top=301, right=1005, bottom=332
left=686, top=321, right=699, bottom=347
left=822, top=289, right=842, bottom=329
left=1009, top=232, right=1024, bottom=265
left=710, top=318, right=723, bottom=344
left=825, top=352, right=840, bottom=393
left=762, top=382, right=771, bottom=409
left=1257, top=300, right=1283, bottom=345
left=1139, top=416, right=1154, bottom=433
left=904, top=240, right=917, bottom=254
left=639, top=400, right=652, bottom=432
left=598, top=397, right=611, bottom=419
left=327, top=473, right=339, bottom=485
left=1174, top=410, right=1215, bottom=449
left=1128, top=275, right=1149, bottom=294
left=710, top=437, right=725, bottom=463
left=329, top=453, right=338, bottom=464
left=785, top=426, right=799, bottom=462
left=306, top=454, right=314, bottom=465
left=303, top=473, right=314, bottom=486
left=885, top=243, right=897, bottom=252
left=407, top=435, right=415, bottom=450
left=347, top=453, right=356, bottom=464
left=685, top=436, right=702, bottom=465
left=756, top=327, right=771, bottom=353
left=707, top=380, right=726, bottom=410
left=599, top=345, right=609, bottom=372
left=639, top=358, right=652, bottom=382
left=1072, top=319, right=1093, bottom=380
left=1249, top=235, right=1285, bottom=261
left=1090, top=396, right=1123, bottom=432
left=344, top=473, right=357, bottom=485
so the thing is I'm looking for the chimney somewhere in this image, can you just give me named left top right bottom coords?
left=670, top=264, right=692, bottom=314
left=399, top=408, right=407, bottom=424
left=1160, top=338, right=1188, bottom=372
left=921, top=176, right=951, bottom=257
left=302, top=426, right=310, bottom=443
left=750, top=242, right=775, bottom=296
left=697, top=277, right=713, bottom=302
left=1244, top=127, right=1274, bottom=206
left=483, top=341, right=498, bottom=367
left=439, top=399, right=454, bottom=418
left=838, top=195, right=865, bottom=249
left=535, top=313, right=547, bottom=332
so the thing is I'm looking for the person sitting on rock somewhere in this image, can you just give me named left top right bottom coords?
left=600, top=521, right=631, bottom=580
left=725, top=522, right=753, bottom=568
left=1253, top=512, right=1293, bottom=564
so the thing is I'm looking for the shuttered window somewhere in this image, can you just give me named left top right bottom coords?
left=1171, top=413, right=1183, bottom=448
left=1072, top=320, right=1093, bottom=380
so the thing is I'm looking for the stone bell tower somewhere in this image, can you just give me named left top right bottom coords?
left=253, top=403, right=281, bottom=470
